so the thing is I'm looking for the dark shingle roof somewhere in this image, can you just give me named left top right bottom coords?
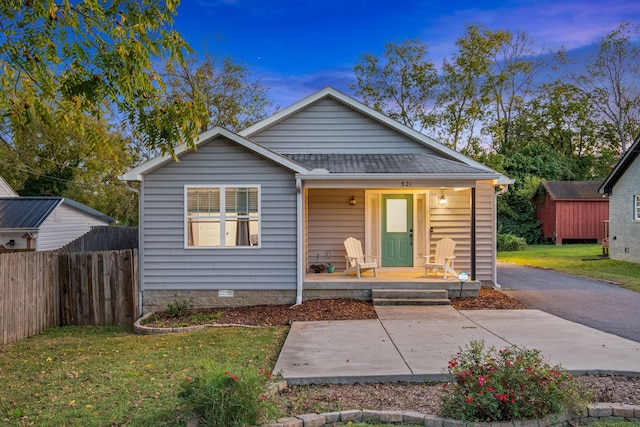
left=541, top=181, right=604, bottom=200
left=284, top=153, right=492, bottom=174
left=0, top=197, right=115, bottom=229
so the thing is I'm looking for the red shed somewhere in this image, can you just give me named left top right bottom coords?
left=533, top=181, right=609, bottom=245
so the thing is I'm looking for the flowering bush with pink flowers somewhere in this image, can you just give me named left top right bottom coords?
left=439, top=340, right=590, bottom=422
left=180, top=367, right=276, bottom=426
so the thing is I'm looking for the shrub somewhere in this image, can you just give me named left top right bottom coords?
left=166, top=299, right=193, bottom=318
left=439, top=340, right=590, bottom=422
left=180, top=367, right=276, bottom=427
left=497, top=233, right=527, bottom=252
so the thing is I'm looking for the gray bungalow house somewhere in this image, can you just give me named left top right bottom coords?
left=121, top=87, right=510, bottom=312
left=599, top=134, right=640, bottom=263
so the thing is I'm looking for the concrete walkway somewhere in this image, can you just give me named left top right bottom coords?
left=274, top=306, right=640, bottom=385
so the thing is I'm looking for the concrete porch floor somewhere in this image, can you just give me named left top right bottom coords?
left=303, top=270, right=480, bottom=298
left=304, top=270, right=460, bottom=283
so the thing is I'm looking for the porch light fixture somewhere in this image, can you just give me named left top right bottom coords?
left=349, top=196, right=357, bottom=205
left=437, top=195, right=447, bottom=206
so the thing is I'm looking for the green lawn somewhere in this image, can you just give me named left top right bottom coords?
left=498, top=244, right=640, bottom=293
left=0, top=325, right=287, bottom=426
left=3, top=244, right=638, bottom=426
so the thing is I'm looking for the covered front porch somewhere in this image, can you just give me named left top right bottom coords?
left=299, top=181, right=494, bottom=300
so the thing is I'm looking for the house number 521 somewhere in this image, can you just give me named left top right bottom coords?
left=401, top=181, right=412, bottom=187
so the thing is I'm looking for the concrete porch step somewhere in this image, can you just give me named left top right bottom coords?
left=373, top=298, right=451, bottom=306
left=372, top=289, right=451, bottom=306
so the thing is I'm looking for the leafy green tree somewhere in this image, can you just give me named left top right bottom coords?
left=524, top=81, right=619, bottom=179
left=439, top=25, right=543, bottom=156
left=0, top=109, right=139, bottom=225
left=164, top=53, right=276, bottom=133
left=0, top=0, right=206, bottom=156
left=350, top=40, right=440, bottom=132
left=561, top=21, right=640, bottom=153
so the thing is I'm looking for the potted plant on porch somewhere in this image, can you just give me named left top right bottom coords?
left=309, top=263, right=326, bottom=273
left=326, top=263, right=335, bottom=273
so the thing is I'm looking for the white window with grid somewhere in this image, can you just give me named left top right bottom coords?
left=185, top=185, right=260, bottom=248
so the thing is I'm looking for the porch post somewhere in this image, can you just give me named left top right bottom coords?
left=295, top=178, right=304, bottom=305
left=471, top=187, right=476, bottom=280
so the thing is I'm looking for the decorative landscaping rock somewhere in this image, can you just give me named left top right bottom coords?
left=249, top=403, right=640, bottom=427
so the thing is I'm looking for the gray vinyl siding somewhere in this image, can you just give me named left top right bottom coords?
left=475, top=181, right=496, bottom=282
left=306, top=189, right=365, bottom=270
left=609, top=154, right=640, bottom=263
left=429, top=189, right=472, bottom=274
left=251, top=98, right=440, bottom=155
left=140, top=136, right=298, bottom=291
left=37, top=203, right=109, bottom=251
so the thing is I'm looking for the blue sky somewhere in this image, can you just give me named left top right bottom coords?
left=174, top=0, right=640, bottom=108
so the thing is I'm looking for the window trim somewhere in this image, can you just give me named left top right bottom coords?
left=635, top=194, right=640, bottom=221
left=184, top=184, right=261, bottom=249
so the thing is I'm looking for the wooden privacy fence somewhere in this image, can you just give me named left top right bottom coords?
left=1, top=249, right=138, bottom=346
left=0, top=251, right=59, bottom=346
left=58, top=226, right=138, bottom=253
left=59, top=250, right=138, bottom=326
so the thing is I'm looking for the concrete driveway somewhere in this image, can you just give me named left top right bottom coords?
left=274, top=306, right=640, bottom=385
left=498, top=262, right=640, bottom=343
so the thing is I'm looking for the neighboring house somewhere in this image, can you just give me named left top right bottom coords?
left=121, top=87, right=510, bottom=312
left=599, top=135, right=640, bottom=263
left=0, top=196, right=115, bottom=251
left=0, top=176, right=18, bottom=197
left=533, top=181, right=609, bottom=245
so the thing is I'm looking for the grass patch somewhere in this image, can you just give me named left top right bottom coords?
left=498, top=244, right=640, bottom=292
left=590, top=421, right=640, bottom=427
left=0, top=325, right=287, bottom=426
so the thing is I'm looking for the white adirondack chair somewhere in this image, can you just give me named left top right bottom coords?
left=424, top=238, right=457, bottom=278
left=343, top=237, right=379, bottom=278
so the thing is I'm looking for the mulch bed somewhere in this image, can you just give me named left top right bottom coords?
left=141, top=289, right=525, bottom=328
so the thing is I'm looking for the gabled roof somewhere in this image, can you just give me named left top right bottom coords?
left=599, top=134, right=640, bottom=194
left=286, top=153, right=496, bottom=176
left=0, top=197, right=115, bottom=230
left=240, top=87, right=499, bottom=175
left=120, top=88, right=508, bottom=183
left=120, top=126, right=310, bottom=181
left=540, top=181, right=606, bottom=200
left=0, top=176, right=18, bottom=197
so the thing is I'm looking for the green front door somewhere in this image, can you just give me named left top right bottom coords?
left=381, top=194, right=413, bottom=267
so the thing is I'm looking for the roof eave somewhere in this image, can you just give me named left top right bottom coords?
left=296, top=172, right=502, bottom=181
left=599, top=134, right=640, bottom=194
left=551, top=198, right=609, bottom=202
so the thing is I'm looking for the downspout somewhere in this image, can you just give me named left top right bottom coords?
left=294, top=178, right=304, bottom=306
left=124, top=180, right=143, bottom=315
left=125, top=181, right=139, bottom=195
left=493, top=183, right=509, bottom=289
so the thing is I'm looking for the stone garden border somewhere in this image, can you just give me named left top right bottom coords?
left=133, top=312, right=259, bottom=334
left=259, top=403, right=640, bottom=427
